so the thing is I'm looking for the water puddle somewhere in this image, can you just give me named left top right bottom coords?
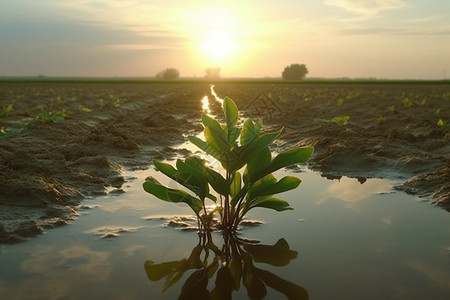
left=0, top=90, right=449, bottom=299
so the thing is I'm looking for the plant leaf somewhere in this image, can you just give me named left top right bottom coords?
left=176, top=159, right=209, bottom=199
left=227, top=126, right=241, bottom=147
left=248, top=176, right=301, bottom=200
left=202, top=113, right=223, bottom=133
left=204, top=126, right=231, bottom=166
left=187, top=135, right=212, bottom=154
left=248, top=196, right=293, bottom=212
left=240, top=119, right=258, bottom=146
left=228, top=129, right=281, bottom=173
left=143, top=177, right=203, bottom=213
left=230, top=171, right=241, bottom=199
left=154, top=160, right=205, bottom=200
left=203, top=167, right=229, bottom=196
left=223, top=97, right=241, bottom=147
left=243, top=147, right=271, bottom=184
left=183, top=156, right=229, bottom=196
left=252, top=147, right=313, bottom=183
left=246, top=130, right=282, bottom=157
left=223, top=96, right=239, bottom=131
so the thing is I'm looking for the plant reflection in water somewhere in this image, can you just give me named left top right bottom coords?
left=144, top=232, right=308, bottom=299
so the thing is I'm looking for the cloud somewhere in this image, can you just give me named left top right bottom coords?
left=407, top=259, right=450, bottom=289
left=403, top=15, right=440, bottom=23
left=337, top=27, right=402, bottom=35
left=336, top=26, right=450, bottom=36
left=318, top=177, right=393, bottom=208
left=326, top=0, right=405, bottom=15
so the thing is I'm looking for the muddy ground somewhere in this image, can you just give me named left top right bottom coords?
left=0, top=82, right=449, bottom=243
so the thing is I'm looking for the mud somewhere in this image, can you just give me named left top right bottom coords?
left=214, top=83, right=450, bottom=209
left=0, top=83, right=206, bottom=243
left=0, top=82, right=449, bottom=243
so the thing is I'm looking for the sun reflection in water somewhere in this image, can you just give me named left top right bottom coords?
left=210, top=84, right=223, bottom=105
left=201, top=96, right=211, bottom=114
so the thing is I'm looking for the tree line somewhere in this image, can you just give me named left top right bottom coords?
left=155, top=63, right=308, bottom=80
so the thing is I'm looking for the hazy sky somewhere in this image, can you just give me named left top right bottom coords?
left=1, top=0, right=449, bottom=79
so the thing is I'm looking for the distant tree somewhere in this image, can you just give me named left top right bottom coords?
left=205, top=67, right=221, bottom=79
left=156, top=68, right=180, bottom=80
left=282, top=64, right=308, bottom=80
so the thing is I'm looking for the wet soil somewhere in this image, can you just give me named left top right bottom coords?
left=214, top=83, right=449, bottom=208
left=0, top=83, right=206, bottom=243
left=0, top=82, right=449, bottom=243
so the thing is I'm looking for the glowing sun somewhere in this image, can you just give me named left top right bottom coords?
left=202, top=30, right=236, bottom=61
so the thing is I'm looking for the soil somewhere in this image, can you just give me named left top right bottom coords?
left=0, top=82, right=449, bottom=243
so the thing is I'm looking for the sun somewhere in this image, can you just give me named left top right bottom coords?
left=187, top=7, right=242, bottom=66
left=184, top=5, right=257, bottom=71
left=202, top=30, right=236, bottom=61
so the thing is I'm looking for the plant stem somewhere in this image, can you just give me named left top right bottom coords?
left=224, top=171, right=231, bottom=230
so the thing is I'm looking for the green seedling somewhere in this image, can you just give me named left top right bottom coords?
left=0, top=103, right=13, bottom=118
left=387, top=105, right=396, bottom=113
left=0, top=125, right=25, bottom=139
left=56, top=95, right=65, bottom=104
left=437, top=118, right=450, bottom=133
left=35, top=109, right=71, bottom=123
left=331, top=115, right=350, bottom=125
left=401, top=97, right=413, bottom=108
left=96, top=98, right=106, bottom=108
left=314, top=115, right=350, bottom=126
left=143, top=96, right=313, bottom=232
left=416, top=98, right=426, bottom=106
left=79, top=105, right=92, bottom=113
left=0, top=126, right=13, bottom=138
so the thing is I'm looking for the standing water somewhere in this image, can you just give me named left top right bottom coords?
left=0, top=90, right=449, bottom=300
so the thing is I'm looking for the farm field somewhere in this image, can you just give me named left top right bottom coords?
left=0, top=81, right=449, bottom=299
left=0, top=81, right=449, bottom=243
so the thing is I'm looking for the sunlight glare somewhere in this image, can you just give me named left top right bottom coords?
left=202, top=30, right=236, bottom=60
left=188, top=6, right=242, bottom=66
left=201, top=96, right=211, bottom=114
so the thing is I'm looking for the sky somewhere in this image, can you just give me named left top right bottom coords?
left=0, top=0, right=449, bottom=79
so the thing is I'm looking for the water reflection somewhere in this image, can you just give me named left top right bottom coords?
left=210, top=84, right=224, bottom=105
left=201, top=96, right=211, bottom=114
left=318, top=176, right=393, bottom=207
left=0, top=244, right=112, bottom=299
left=144, top=233, right=308, bottom=299
left=406, top=259, right=450, bottom=289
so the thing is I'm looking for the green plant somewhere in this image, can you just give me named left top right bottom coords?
left=35, top=109, right=71, bottom=123
left=437, top=118, right=449, bottom=134
left=0, top=103, right=13, bottom=118
left=387, top=105, right=396, bottom=113
left=314, top=115, right=350, bottom=126
left=401, top=96, right=413, bottom=107
left=331, top=115, right=350, bottom=125
left=143, top=97, right=313, bottom=232
left=0, top=126, right=13, bottom=138
left=78, top=105, right=92, bottom=113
